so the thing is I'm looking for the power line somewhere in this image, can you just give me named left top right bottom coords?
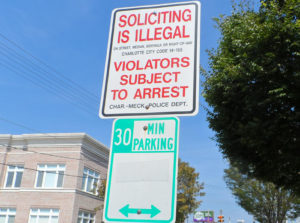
left=0, top=33, right=100, bottom=116
left=0, top=42, right=97, bottom=110
left=0, top=145, right=222, bottom=189
left=0, top=114, right=110, bottom=153
left=0, top=118, right=227, bottom=190
left=0, top=162, right=106, bottom=181
left=0, top=161, right=84, bottom=179
left=0, top=143, right=108, bottom=167
left=0, top=60, right=97, bottom=116
left=0, top=32, right=99, bottom=100
left=0, top=45, right=98, bottom=113
left=0, top=39, right=99, bottom=104
left=0, top=34, right=108, bottom=163
left=0, top=115, right=109, bottom=166
left=0, top=116, right=39, bottom=132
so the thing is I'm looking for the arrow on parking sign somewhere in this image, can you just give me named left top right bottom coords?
left=119, top=204, right=161, bottom=218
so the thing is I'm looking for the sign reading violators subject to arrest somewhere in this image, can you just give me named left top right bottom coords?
left=100, top=1, right=201, bottom=118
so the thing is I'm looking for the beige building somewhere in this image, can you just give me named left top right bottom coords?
left=0, top=133, right=109, bottom=223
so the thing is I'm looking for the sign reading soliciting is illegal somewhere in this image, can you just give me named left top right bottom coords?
left=103, top=117, right=179, bottom=223
left=100, top=1, right=201, bottom=118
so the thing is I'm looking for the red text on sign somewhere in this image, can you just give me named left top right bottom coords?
left=114, top=57, right=190, bottom=71
left=120, top=72, right=180, bottom=85
left=118, top=9, right=192, bottom=27
left=133, top=86, right=188, bottom=99
left=135, top=25, right=189, bottom=42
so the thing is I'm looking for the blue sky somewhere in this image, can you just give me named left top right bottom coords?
left=0, top=0, right=255, bottom=222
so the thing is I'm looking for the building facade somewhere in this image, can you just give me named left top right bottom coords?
left=0, top=133, right=109, bottom=223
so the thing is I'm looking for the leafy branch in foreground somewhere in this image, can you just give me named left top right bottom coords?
left=203, top=0, right=300, bottom=194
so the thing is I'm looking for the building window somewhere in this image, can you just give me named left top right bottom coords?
left=0, top=208, right=16, bottom=223
left=81, top=167, right=100, bottom=194
left=35, top=164, right=65, bottom=188
left=4, top=165, right=24, bottom=188
left=77, top=211, right=95, bottom=223
left=28, top=208, right=59, bottom=223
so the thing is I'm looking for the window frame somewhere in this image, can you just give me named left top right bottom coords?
left=81, top=167, right=100, bottom=195
left=4, top=165, right=24, bottom=188
left=77, top=210, right=95, bottom=223
left=34, top=164, right=65, bottom=189
left=0, top=207, right=16, bottom=223
left=28, top=208, right=59, bottom=223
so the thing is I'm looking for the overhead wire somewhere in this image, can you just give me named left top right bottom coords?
left=0, top=42, right=97, bottom=110
left=0, top=59, right=97, bottom=116
left=0, top=34, right=100, bottom=116
left=0, top=115, right=109, bottom=166
left=0, top=47, right=98, bottom=115
left=0, top=162, right=86, bottom=179
left=0, top=116, right=40, bottom=133
left=0, top=116, right=109, bottom=180
left=0, top=33, right=109, bottom=164
left=0, top=117, right=227, bottom=190
left=0, top=143, right=108, bottom=167
left=0, top=32, right=99, bottom=100
left=0, top=162, right=106, bottom=181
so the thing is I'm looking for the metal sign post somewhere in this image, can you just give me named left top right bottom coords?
left=103, top=117, right=179, bottom=223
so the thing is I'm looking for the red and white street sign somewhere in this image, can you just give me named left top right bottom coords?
left=100, top=1, right=201, bottom=118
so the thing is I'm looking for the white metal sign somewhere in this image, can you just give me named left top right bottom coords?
left=103, top=117, right=179, bottom=223
left=100, top=1, right=201, bottom=118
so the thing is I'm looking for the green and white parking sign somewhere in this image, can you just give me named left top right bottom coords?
left=103, top=117, right=179, bottom=223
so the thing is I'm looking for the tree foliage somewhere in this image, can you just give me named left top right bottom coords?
left=97, top=179, right=106, bottom=199
left=176, top=158, right=205, bottom=223
left=224, top=165, right=300, bottom=223
left=94, top=179, right=106, bottom=212
left=203, top=0, right=300, bottom=193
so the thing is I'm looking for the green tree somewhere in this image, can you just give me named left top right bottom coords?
left=97, top=179, right=106, bottom=199
left=176, top=159, right=205, bottom=223
left=203, top=0, right=300, bottom=194
left=224, top=165, right=300, bottom=223
left=94, top=179, right=107, bottom=212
